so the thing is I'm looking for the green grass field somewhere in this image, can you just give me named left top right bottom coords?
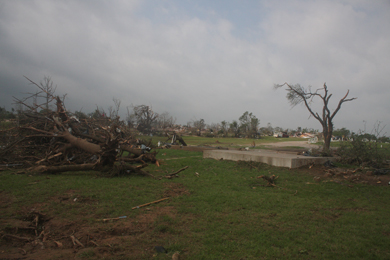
left=1, top=144, right=390, bottom=259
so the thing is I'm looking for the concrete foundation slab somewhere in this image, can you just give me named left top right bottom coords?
left=203, top=149, right=336, bottom=168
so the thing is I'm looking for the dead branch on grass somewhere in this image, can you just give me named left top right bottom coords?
left=258, top=175, right=278, bottom=186
left=257, top=175, right=298, bottom=194
left=132, top=197, right=169, bottom=210
left=160, top=166, right=189, bottom=179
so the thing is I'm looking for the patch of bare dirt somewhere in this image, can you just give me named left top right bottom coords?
left=162, top=183, right=191, bottom=198
left=0, top=191, right=15, bottom=216
left=0, top=191, right=192, bottom=260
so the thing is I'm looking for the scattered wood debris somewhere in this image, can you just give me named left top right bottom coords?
left=0, top=77, right=158, bottom=177
left=70, top=235, right=84, bottom=248
left=258, top=174, right=278, bottom=186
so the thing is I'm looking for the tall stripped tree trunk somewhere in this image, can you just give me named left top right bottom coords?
left=274, top=83, right=356, bottom=151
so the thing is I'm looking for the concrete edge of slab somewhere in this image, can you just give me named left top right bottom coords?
left=203, top=149, right=337, bottom=168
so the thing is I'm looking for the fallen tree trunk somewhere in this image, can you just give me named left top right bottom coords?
left=71, top=128, right=106, bottom=144
left=120, top=144, right=144, bottom=157
left=61, top=130, right=102, bottom=154
left=26, top=163, right=97, bottom=174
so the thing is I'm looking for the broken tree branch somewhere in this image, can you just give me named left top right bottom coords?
left=70, top=235, right=85, bottom=248
left=132, top=197, right=169, bottom=210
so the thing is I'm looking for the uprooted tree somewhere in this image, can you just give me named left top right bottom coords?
left=274, top=82, right=357, bottom=151
left=0, top=77, right=157, bottom=177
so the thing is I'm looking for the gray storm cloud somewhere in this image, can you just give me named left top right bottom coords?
left=0, top=0, right=389, bottom=134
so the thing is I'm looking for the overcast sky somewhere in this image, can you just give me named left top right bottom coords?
left=1, top=0, right=389, bottom=135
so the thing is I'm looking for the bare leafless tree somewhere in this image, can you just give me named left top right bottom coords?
left=132, top=105, right=159, bottom=134
left=193, top=118, right=205, bottom=136
left=156, top=112, right=176, bottom=130
left=16, top=76, right=58, bottom=113
left=40, top=76, right=56, bottom=111
left=113, top=98, right=121, bottom=118
left=126, top=105, right=136, bottom=127
left=274, top=82, right=357, bottom=151
left=107, top=98, right=121, bottom=119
